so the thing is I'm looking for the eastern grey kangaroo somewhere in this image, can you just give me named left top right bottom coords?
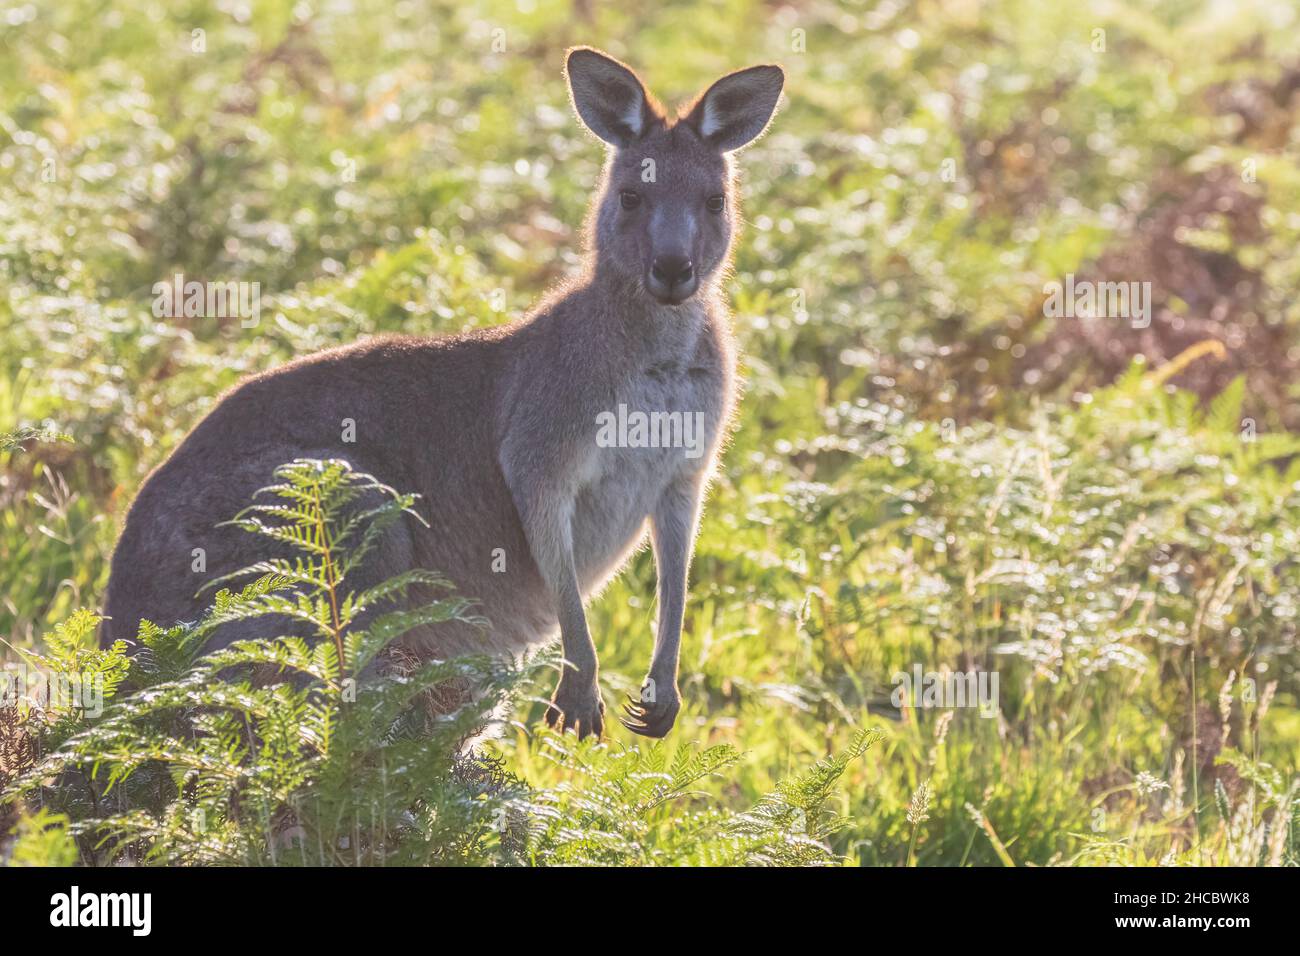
left=102, top=47, right=784, bottom=740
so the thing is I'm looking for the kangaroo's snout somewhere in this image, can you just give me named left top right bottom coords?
left=647, top=254, right=697, bottom=304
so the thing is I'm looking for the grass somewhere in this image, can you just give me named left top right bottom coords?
left=2, top=0, right=1298, bottom=865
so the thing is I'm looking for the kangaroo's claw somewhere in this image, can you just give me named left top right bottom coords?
left=619, top=687, right=680, bottom=738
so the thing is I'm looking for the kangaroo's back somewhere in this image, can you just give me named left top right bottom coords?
left=101, top=331, right=509, bottom=650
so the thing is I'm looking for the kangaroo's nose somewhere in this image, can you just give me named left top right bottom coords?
left=651, top=256, right=694, bottom=287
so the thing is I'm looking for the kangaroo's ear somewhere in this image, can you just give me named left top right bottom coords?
left=566, top=47, right=657, bottom=148
left=685, top=64, right=784, bottom=152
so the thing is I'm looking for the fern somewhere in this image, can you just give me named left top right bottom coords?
left=4, top=459, right=514, bottom=865
left=3, top=459, right=878, bottom=867
left=512, top=728, right=884, bottom=866
left=0, top=423, right=73, bottom=453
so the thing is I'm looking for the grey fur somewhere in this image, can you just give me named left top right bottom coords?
left=101, top=47, right=784, bottom=740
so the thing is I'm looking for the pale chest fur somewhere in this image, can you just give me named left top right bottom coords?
left=569, top=307, right=732, bottom=589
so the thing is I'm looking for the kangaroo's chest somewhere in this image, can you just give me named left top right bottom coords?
left=570, top=348, right=728, bottom=583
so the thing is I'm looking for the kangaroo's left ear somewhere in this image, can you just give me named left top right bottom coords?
left=685, top=64, right=785, bottom=152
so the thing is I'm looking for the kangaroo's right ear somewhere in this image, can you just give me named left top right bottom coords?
left=566, top=47, right=657, bottom=149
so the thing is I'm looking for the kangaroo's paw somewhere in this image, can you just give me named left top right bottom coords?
left=619, top=683, right=681, bottom=738
left=544, top=680, right=605, bottom=740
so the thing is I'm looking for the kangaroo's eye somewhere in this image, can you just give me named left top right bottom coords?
left=620, top=190, right=641, bottom=210
left=706, top=195, right=725, bottom=214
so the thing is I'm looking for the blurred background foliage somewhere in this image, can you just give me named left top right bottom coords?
left=2, top=0, right=1298, bottom=864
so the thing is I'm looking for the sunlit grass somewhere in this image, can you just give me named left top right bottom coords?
left=3, top=0, right=1299, bottom=865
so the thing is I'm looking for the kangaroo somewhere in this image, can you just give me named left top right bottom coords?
left=101, top=47, right=784, bottom=740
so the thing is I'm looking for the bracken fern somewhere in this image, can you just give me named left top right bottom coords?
left=3, top=459, right=878, bottom=867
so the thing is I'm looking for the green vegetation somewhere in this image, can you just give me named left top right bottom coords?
left=3, top=459, right=879, bottom=865
left=3, top=0, right=1298, bottom=865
